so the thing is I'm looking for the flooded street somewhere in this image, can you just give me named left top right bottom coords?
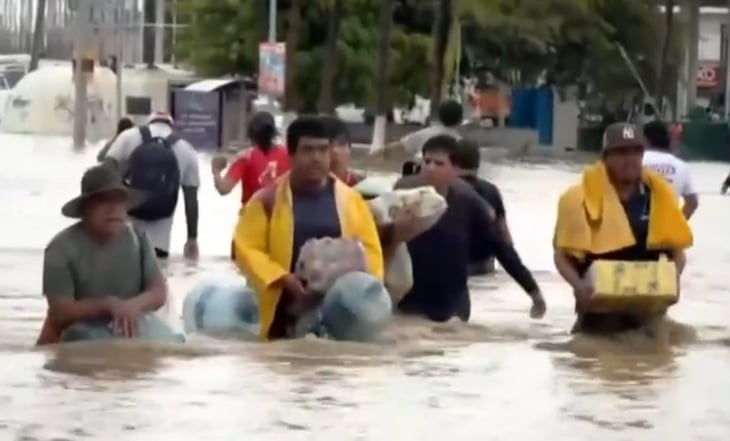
left=2, top=133, right=730, bottom=440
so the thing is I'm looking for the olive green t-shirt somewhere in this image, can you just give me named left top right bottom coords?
left=42, top=222, right=161, bottom=301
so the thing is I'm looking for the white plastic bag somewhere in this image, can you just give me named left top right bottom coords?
left=295, top=237, right=368, bottom=293
left=385, top=243, right=413, bottom=303
left=368, top=186, right=447, bottom=235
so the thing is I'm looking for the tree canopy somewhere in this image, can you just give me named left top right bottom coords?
left=173, top=0, right=680, bottom=113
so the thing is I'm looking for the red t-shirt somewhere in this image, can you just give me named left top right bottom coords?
left=226, top=145, right=290, bottom=203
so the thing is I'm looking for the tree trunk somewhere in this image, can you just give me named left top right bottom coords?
left=655, top=0, right=675, bottom=114
left=317, top=0, right=343, bottom=114
left=429, top=0, right=452, bottom=121
left=29, top=0, right=47, bottom=72
left=369, top=0, right=393, bottom=153
left=283, top=0, right=304, bottom=112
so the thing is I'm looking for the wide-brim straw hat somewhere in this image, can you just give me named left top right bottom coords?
left=61, top=164, right=145, bottom=218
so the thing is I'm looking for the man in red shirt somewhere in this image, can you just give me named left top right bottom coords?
left=321, top=115, right=365, bottom=186
left=212, top=112, right=290, bottom=204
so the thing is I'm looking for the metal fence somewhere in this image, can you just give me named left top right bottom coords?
left=0, top=0, right=145, bottom=62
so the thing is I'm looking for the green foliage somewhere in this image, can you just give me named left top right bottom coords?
left=174, top=0, right=673, bottom=111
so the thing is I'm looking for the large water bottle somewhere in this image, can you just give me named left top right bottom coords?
left=181, top=279, right=260, bottom=339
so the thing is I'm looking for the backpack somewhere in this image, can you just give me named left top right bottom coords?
left=126, top=126, right=181, bottom=221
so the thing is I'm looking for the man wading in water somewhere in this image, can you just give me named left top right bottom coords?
left=553, top=123, right=692, bottom=335
left=233, top=116, right=383, bottom=340
left=374, top=99, right=463, bottom=176
left=384, top=134, right=546, bottom=322
left=37, top=165, right=171, bottom=344
left=101, top=112, right=200, bottom=260
left=642, top=121, right=698, bottom=219
left=452, top=138, right=512, bottom=275
left=321, top=115, right=365, bottom=186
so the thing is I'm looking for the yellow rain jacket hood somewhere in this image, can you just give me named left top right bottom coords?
left=553, top=162, right=693, bottom=258
left=233, top=173, right=384, bottom=339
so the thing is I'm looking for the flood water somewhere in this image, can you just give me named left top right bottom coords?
left=2, top=134, right=730, bottom=440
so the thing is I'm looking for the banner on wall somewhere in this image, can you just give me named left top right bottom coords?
left=258, top=42, right=285, bottom=98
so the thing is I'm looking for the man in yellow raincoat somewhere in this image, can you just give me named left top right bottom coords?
left=553, top=123, right=693, bottom=335
left=233, top=116, right=384, bottom=340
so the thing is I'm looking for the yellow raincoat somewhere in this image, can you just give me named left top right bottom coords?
left=553, top=162, right=693, bottom=258
left=233, top=174, right=384, bottom=339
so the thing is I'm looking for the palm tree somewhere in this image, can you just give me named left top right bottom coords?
left=317, top=0, right=344, bottom=113
left=370, top=0, right=393, bottom=153
left=284, top=0, right=305, bottom=112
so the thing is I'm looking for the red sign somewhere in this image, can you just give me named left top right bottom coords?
left=697, top=62, right=721, bottom=88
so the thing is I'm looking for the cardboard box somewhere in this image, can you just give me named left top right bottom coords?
left=584, top=255, right=678, bottom=314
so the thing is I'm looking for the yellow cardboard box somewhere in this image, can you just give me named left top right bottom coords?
left=584, top=255, right=678, bottom=314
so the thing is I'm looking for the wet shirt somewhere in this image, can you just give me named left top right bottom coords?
left=393, top=176, right=537, bottom=322
left=42, top=223, right=161, bottom=302
left=460, top=174, right=506, bottom=219
left=290, top=180, right=342, bottom=271
left=227, top=145, right=291, bottom=204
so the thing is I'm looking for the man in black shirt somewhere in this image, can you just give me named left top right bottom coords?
left=453, top=138, right=513, bottom=275
left=383, top=134, right=546, bottom=322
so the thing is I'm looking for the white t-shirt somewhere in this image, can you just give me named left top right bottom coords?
left=400, top=124, right=461, bottom=159
left=642, top=149, right=695, bottom=197
left=105, top=123, right=200, bottom=253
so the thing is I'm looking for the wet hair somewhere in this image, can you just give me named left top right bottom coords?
left=320, top=115, right=351, bottom=146
left=421, top=134, right=459, bottom=163
left=453, top=138, right=481, bottom=170
left=117, top=117, right=133, bottom=135
left=643, top=120, right=671, bottom=150
left=438, top=99, right=463, bottom=127
left=248, top=111, right=277, bottom=150
left=286, top=115, right=329, bottom=155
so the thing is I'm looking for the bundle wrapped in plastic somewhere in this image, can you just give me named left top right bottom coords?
left=367, top=185, right=447, bottom=235
left=353, top=182, right=448, bottom=303
left=295, top=237, right=368, bottom=293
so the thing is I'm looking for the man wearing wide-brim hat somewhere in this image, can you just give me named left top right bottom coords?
left=37, top=164, right=181, bottom=345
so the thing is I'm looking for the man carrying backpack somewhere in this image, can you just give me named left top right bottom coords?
left=100, top=112, right=200, bottom=260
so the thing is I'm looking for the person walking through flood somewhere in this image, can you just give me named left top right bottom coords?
left=96, top=117, right=134, bottom=162
left=642, top=120, right=698, bottom=219
left=384, top=134, right=546, bottom=323
left=37, top=164, right=175, bottom=345
left=553, top=123, right=693, bottom=335
left=374, top=99, right=463, bottom=176
left=101, top=112, right=200, bottom=260
left=452, top=138, right=512, bottom=275
left=232, top=116, right=384, bottom=340
left=211, top=111, right=290, bottom=205
left=321, top=115, right=365, bottom=186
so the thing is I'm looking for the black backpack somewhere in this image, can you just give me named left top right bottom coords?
left=125, top=126, right=181, bottom=221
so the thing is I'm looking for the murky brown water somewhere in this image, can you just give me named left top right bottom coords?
left=2, top=134, right=730, bottom=440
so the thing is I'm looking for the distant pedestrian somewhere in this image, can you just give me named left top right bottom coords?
left=97, top=117, right=134, bottom=162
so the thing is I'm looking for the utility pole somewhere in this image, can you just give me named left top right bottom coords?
left=29, top=0, right=47, bottom=72
left=268, top=0, right=277, bottom=43
left=72, top=0, right=92, bottom=149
